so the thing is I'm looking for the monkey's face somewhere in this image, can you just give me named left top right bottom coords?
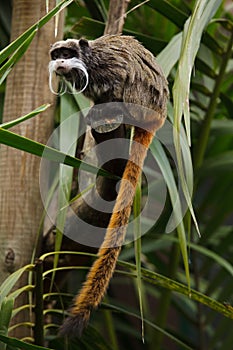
left=49, top=39, right=89, bottom=94
left=50, top=47, right=78, bottom=76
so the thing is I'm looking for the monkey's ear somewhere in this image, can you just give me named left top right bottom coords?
left=79, top=39, right=89, bottom=48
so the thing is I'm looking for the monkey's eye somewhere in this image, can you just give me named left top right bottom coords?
left=61, top=49, right=72, bottom=59
left=51, top=48, right=78, bottom=60
left=51, top=50, right=60, bottom=60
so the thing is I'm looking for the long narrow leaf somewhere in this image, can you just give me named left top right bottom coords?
left=102, top=303, right=193, bottom=350
left=172, top=1, right=221, bottom=239
left=133, top=177, right=144, bottom=342
left=116, top=260, right=233, bottom=320
left=7, top=285, right=34, bottom=301
left=173, top=0, right=222, bottom=143
left=157, top=32, right=182, bottom=78
left=0, top=128, right=115, bottom=178
left=155, top=235, right=233, bottom=277
left=0, top=335, right=53, bottom=350
left=0, top=104, right=50, bottom=129
left=0, top=297, right=14, bottom=338
left=148, top=0, right=187, bottom=28
left=150, top=136, right=190, bottom=286
left=0, top=265, right=34, bottom=306
left=0, top=30, right=36, bottom=84
left=148, top=0, right=223, bottom=54
left=52, top=93, right=81, bottom=290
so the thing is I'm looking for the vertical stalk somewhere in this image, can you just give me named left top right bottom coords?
left=34, top=259, right=44, bottom=346
left=103, top=306, right=119, bottom=350
left=192, top=248, right=206, bottom=350
left=193, top=30, right=233, bottom=170
left=152, top=242, right=180, bottom=350
left=192, top=26, right=233, bottom=350
left=133, top=177, right=145, bottom=343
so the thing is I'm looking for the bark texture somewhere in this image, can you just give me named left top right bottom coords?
left=104, top=0, right=130, bottom=35
left=0, top=0, right=64, bottom=338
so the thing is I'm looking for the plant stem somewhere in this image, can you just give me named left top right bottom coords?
left=103, top=306, right=119, bottom=350
left=34, top=259, right=44, bottom=346
left=193, top=30, right=233, bottom=169
left=192, top=28, right=233, bottom=348
left=192, top=247, right=206, bottom=350
left=152, top=242, right=180, bottom=350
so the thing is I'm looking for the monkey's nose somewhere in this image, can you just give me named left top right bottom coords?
left=53, top=58, right=72, bottom=75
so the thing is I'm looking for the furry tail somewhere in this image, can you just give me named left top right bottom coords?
left=60, top=125, right=160, bottom=337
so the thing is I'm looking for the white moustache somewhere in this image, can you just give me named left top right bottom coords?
left=48, top=57, right=89, bottom=95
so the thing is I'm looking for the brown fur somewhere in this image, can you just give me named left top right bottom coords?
left=49, top=35, right=168, bottom=336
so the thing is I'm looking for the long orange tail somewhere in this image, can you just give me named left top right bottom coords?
left=60, top=125, right=159, bottom=336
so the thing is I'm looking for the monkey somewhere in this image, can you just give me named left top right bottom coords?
left=49, top=35, right=169, bottom=336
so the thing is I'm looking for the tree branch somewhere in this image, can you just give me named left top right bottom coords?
left=104, top=0, right=131, bottom=35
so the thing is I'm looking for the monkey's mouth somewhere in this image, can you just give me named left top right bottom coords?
left=55, top=67, right=82, bottom=81
left=55, top=66, right=71, bottom=76
left=55, top=68, right=74, bottom=82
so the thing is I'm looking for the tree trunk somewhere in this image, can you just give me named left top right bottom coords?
left=104, top=0, right=130, bottom=35
left=0, top=0, right=64, bottom=338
